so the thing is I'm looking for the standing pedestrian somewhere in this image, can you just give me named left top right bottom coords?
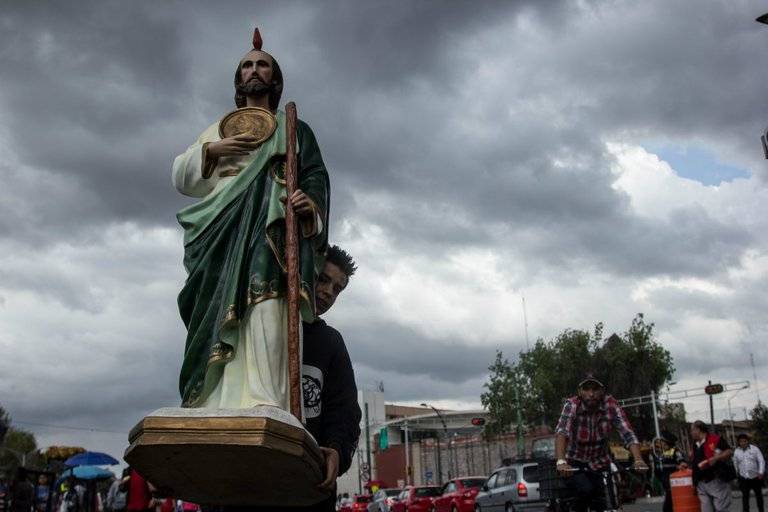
left=653, top=431, right=687, bottom=512
left=734, top=433, right=765, bottom=512
left=58, top=477, right=82, bottom=512
left=105, top=470, right=129, bottom=512
left=34, top=475, right=51, bottom=512
left=690, top=420, right=734, bottom=512
left=124, top=470, right=151, bottom=512
left=10, top=468, right=34, bottom=512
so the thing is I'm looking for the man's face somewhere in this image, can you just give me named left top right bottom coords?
left=239, top=50, right=274, bottom=96
left=738, top=438, right=749, bottom=449
left=691, top=426, right=704, bottom=441
left=315, top=261, right=348, bottom=316
left=578, top=383, right=604, bottom=409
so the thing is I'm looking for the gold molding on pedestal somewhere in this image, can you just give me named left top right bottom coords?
left=125, top=414, right=327, bottom=507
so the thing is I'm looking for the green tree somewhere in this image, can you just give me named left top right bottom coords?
left=482, top=314, right=675, bottom=440
left=0, top=405, right=41, bottom=476
left=750, top=402, right=768, bottom=455
left=480, top=351, right=518, bottom=435
left=0, top=406, right=9, bottom=445
left=516, top=325, right=601, bottom=429
left=591, top=315, right=675, bottom=438
left=1, top=429, right=39, bottom=476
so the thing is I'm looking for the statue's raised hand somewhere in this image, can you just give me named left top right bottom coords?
left=207, top=135, right=261, bottom=158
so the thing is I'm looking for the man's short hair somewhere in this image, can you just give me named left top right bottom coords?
left=326, top=245, right=357, bottom=278
left=737, top=433, right=750, bottom=441
left=692, top=420, right=709, bottom=433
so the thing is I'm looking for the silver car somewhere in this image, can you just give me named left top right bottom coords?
left=474, top=461, right=546, bottom=512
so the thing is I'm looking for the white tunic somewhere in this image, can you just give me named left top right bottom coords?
left=172, top=121, right=309, bottom=416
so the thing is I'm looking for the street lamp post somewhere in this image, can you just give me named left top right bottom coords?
left=726, top=385, right=750, bottom=445
left=422, top=402, right=449, bottom=484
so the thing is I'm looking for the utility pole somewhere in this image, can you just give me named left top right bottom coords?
left=404, top=422, right=411, bottom=485
left=709, top=380, right=716, bottom=427
left=422, top=402, right=448, bottom=484
left=364, top=402, right=371, bottom=482
left=435, top=435, right=443, bottom=484
left=356, top=447, right=363, bottom=494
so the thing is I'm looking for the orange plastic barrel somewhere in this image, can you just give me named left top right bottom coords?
left=670, top=469, right=700, bottom=512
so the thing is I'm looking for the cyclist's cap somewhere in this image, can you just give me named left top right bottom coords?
left=578, top=373, right=604, bottom=388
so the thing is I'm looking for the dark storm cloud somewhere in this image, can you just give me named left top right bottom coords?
left=1, top=0, right=761, bottom=284
left=0, top=0, right=190, bottom=243
left=1, top=0, right=767, bottom=451
left=344, top=321, right=500, bottom=384
left=297, top=0, right=762, bottom=282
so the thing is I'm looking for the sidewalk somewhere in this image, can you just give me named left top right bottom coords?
left=635, top=487, right=768, bottom=505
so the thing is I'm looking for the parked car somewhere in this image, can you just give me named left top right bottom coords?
left=340, top=494, right=373, bottom=512
left=432, top=477, right=487, bottom=512
left=474, top=460, right=546, bottom=512
left=368, top=488, right=403, bottom=512
left=391, top=485, right=442, bottom=512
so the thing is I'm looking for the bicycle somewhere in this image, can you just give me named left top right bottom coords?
left=540, top=463, right=635, bottom=512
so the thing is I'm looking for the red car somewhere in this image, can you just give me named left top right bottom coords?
left=432, top=477, right=487, bottom=512
left=391, top=486, right=442, bottom=512
left=339, top=494, right=373, bottom=512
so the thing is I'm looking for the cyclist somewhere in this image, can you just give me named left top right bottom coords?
left=554, top=373, right=648, bottom=512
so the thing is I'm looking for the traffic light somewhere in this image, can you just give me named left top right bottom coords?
left=471, top=417, right=486, bottom=426
left=704, top=383, right=724, bottom=395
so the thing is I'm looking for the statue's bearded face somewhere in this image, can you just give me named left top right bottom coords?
left=238, top=50, right=275, bottom=98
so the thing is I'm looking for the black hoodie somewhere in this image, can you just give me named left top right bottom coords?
left=302, top=318, right=361, bottom=475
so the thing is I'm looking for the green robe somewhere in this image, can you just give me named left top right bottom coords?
left=174, top=112, right=329, bottom=407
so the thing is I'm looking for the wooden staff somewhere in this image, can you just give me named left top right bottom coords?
left=284, top=102, right=302, bottom=420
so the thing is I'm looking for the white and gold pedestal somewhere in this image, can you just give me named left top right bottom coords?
left=125, top=407, right=328, bottom=507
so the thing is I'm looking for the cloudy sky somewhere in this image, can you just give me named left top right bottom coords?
left=1, top=0, right=767, bottom=462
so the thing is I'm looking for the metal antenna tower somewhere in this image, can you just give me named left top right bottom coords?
left=522, top=296, right=530, bottom=350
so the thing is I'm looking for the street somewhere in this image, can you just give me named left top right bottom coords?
left=625, top=491, right=766, bottom=512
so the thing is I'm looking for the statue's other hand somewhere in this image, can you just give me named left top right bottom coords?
left=282, top=189, right=317, bottom=218
left=207, top=135, right=260, bottom=158
left=317, top=446, right=339, bottom=492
